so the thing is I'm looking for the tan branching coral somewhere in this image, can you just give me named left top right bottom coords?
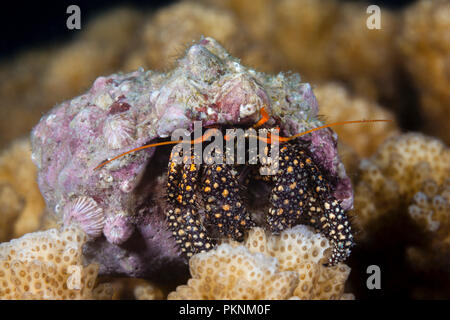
left=270, top=0, right=397, bottom=101
left=314, top=83, right=399, bottom=157
left=398, top=0, right=450, bottom=144
left=353, top=133, right=450, bottom=236
left=123, top=1, right=246, bottom=72
left=0, top=226, right=112, bottom=299
left=0, top=8, right=143, bottom=150
left=168, top=243, right=299, bottom=300
left=407, top=179, right=450, bottom=271
left=273, top=0, right=338, bottom=79
left=204, top=0, right=274, bottom=42
left=133, top=280, right=164, bottom=300
left=168, top=226, right=353, bottom=300
left=42, top=8, right=142, bottom=103
left=328, top=3, right=398, bottom=101
left=102, top=277, right=164, bottom=300
left=0, top=183, right=23, bottom=242
left=0, top=139, right=46, bottom=241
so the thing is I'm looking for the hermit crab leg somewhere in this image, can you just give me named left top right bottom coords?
left=266, top=143, right=354, bottom=265
left=266, top=144, right=311, bottom=232
left=318, top=195, right=354, bottom=265
left=201, top=155, right=255, bottom=242
left=166, top=149, right=214, bottom=257
left=292, top=146, right=354, bottom=265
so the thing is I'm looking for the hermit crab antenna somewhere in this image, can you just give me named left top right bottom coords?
left=94, top=140, right=182, bottom=170
left=94, top=105, right=392, bottom=171
left=268, top=119, right=393, bottom=143
left=253, top=107, right=270, bottom=128
left=94, top=128, right=222, bottom=170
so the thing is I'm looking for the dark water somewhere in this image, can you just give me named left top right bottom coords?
left=0, top=0, right=175, bottom=58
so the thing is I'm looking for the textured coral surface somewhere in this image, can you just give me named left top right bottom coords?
left=168, top=226, right=353, bottom=300
left=0, top=139, right=46, bottom=241
left=0, top=226, right=112, bottom=299
left=347, top=133, right=449, bottom=299
left=398, top=0, right=450, bottom=144
left=314, top=83, right=399, bottom=157
left=353, top=133, right=449, bottom=234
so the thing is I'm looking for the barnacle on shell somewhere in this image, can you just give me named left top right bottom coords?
left=103, top=113, right=136, bottom=149
left=63, top=197, right=105, bottom=238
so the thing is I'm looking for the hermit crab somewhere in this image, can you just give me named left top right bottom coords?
left=31, top=37, right=388, bottom=277
left=160, top=113, right=354, bottom=266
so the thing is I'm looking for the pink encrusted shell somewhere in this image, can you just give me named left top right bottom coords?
left=103, top=113, right=136, bottom=149
left=103, top=213, right=134, bottom=245
left=63, top=196, right=105, bottom=237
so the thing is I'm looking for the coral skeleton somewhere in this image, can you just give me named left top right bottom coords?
left=168, top=226, right=353, bottom=300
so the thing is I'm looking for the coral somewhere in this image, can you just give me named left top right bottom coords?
left=133, top=280, right=165, bottom=300
left=327, top=3, right=398, bottom=101
left=398, top=0, right=450, bottom=144
left=266, top=0, right=398, bottom=100
left=98, top=277, right=164, bottom=300
left=349, top=133, right=449, bottom=299
left=0, top=226, right=111, bottom=299
left=272, top=0, right=338, bottom=79
left=0, top=8, right=143, bottom=150
left=168, top=243, right=299, bottom=300
left=353, top=133, right=449, bottom=235
left=31, top=37, right=352, bottom=278
left=168, top=226, right=353, bottom=300
left=314, top=83, right=399, bottom=157
left=42, top=8, right=143, bottom=103
left=0, top=183, right=22, bottom=242
left=0, top=138, right=45, bottom=241
left=407, top=179, right=450, bottom=271
left=204, top=0, right=274, bottom=42
left=123, top=2, right=246, bottom=72
left=0, top=50, right=55, bottom=150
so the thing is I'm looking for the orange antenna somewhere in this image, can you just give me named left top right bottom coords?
left=269, top=119, right=393, bottom=143
left=94, top=128, right=222, bottom=170
left=253, top=107, right=270, bottom=128
left=94, top=107, right=392, bottom=170
left=94, top=140, right=182, bottom=170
